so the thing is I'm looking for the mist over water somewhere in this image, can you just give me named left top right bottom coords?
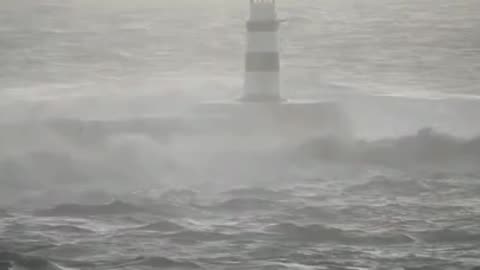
left=1, top=0, right=480, bottom=269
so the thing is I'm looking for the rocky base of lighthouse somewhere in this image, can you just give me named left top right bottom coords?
left=189, top=99, right=351, bottom=142
left=4, top=99, right=349, bottom=155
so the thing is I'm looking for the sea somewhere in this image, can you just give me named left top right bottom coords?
left=0, top=0, right=480, bottom=269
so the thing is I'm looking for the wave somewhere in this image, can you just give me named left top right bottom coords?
left=0, top=124, right=478, bottom=199
left=165, top=230, right=232, bottom=244
left=132, top=256, right=202, bottom=269
left=292, top=206, right=338, bottom=221
left=160, top=189, right=198, bottom=204
left=212, top=198, right=277, bottom=212
left=136, top=220, right=184, bottom=232
left=296, top=128, right=480, bottom=172
left=35, top=200, right=144, bottom=217
left=39, top=225, right=94, bottom=234
left=0, top=251, right=64, bottom=270
left=0, top=246, right=201, bottom=269
left=0, top=209, right=11, bottom=218
left=0, top=240, right=56, bottom=254
left=345, top=175, right=432, bottom=196
left=265, top=223, right=414, bottom=245
left=265, top=222, right=347, bottom=241
left=223, top=187, right=290, bottom=200
left=418, top=228, right=480, bottom=243
left=0, top=121, right=179, bottom=201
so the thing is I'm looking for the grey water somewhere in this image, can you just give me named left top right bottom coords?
left=1, top=0, right=480, bottom=269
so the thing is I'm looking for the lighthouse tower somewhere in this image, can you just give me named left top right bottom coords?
left=44, top=0, right=349, bottom=151
left=188, top=0, right=349, bottom=140
left=243, top=0, right=281, bottom=102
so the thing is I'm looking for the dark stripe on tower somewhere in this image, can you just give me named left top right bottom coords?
left=247, top=21, right=279, bottom=32
left=245, top=52, right=280, bottom=71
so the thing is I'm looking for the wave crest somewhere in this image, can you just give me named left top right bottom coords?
left=0, top=251, right=61, bottom=270
left=213, top=198, right=277, bottom=212
left=137, top=220, right=184, bottom=232
left=297, top=128, right=480, bottom=172
left=35, top=200, right=144, bottom=217
left=0, top=209, right=11, bottom=218
left=419, top=228, right=480, bottom=243
left=135, top=256, right=202, bottom=269
left=345, top=175, right=431, bottom=196
left=265, top=223, right=414, bottom=245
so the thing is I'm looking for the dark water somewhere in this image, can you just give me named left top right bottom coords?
left=2, top=174, right=480, bottom=269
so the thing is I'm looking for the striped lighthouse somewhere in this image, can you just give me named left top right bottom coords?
left=243, top=0, right=281, bottom=102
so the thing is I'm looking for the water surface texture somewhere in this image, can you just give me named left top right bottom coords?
left=1, top=1, right=480, bottom=269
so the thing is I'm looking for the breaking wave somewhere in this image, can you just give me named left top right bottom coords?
left=1, top=122, right=480, bottom=269
left=297, top=128, right=480, bottom=172
left=0, top=123, right=479, bottom=199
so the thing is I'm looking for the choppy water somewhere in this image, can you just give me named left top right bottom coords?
left=1, top=130, right=480, bottom=269
left=2, top=172, right=480, bottom=269
left=1, top=0, right=480, bottom=269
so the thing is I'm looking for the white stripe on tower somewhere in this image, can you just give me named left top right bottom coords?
left=243, top=0, right=281, bottom=102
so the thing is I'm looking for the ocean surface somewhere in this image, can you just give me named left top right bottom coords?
left=1, top=0, right=480, bottom=269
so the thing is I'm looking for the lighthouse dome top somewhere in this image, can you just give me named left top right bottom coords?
left=249, top=0, right=277, bottom=21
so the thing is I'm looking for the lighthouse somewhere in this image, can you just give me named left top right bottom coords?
left=45, top=0, right=350, bottom=147
left=189, top=0, right=349, bottom=139
left=243, top=0, right=281, bottom=102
